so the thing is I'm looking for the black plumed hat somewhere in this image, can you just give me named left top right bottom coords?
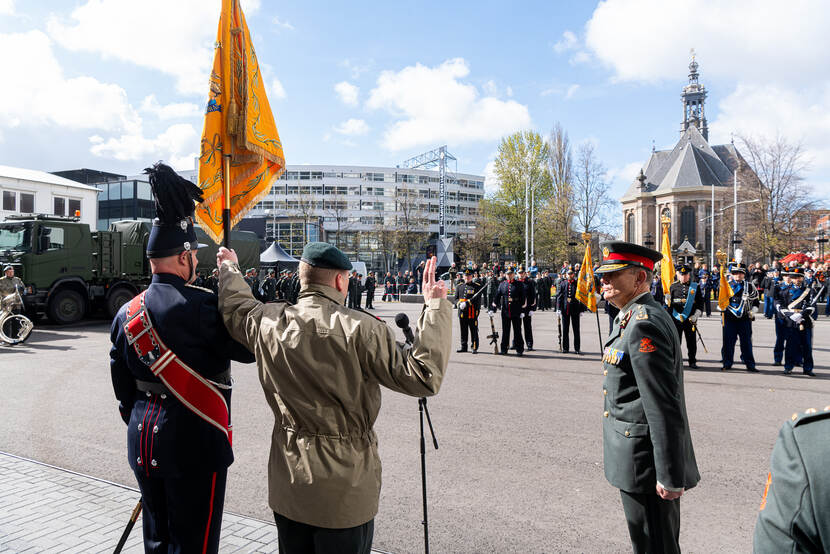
left=144, top=161, right=208, bottom=258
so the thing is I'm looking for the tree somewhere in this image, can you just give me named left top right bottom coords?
left=572, top=142, right=615, bottom=234
left=393, top=185, right=428, bottom=272
left=737, top=134, right=813, bottom=262
left=491, top=130, right=552, bottom=263
left=536, top=122, right=575, bottom=266
left=324, top=197, right=353, bottom=249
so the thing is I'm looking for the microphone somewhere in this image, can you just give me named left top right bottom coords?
left=395, top=313, right=415, bottom=345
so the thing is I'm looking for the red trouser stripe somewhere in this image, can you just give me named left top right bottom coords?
left=202, top=472, right=218, bottom=554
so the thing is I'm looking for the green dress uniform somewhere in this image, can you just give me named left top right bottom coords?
left=596, top=241, right=700, bottom=554
left=753, top=405, right=830, bottom=553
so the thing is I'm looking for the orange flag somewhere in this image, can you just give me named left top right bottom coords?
left=576, top=240, right=597, bottom=312
left=196, top=0, right=285, bottom=245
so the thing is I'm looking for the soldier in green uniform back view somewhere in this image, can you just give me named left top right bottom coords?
left=753, top=405, right=830, bottom=552
left=595, top=241, right=700, bottom=554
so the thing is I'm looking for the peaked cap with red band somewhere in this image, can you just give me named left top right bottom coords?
left=595, top=240, right=663, bottom=275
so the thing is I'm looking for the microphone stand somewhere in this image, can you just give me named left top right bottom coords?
left=400, top=325, right=439, bottom=554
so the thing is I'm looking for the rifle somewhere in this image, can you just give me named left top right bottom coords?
left=486, top=312, right=499, bottom=354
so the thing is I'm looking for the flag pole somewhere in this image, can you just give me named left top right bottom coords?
left=582, top=232, right=602, bottom=347
left=223, top=154, right=231, bottom=248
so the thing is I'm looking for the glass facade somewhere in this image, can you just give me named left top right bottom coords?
left=97, top=179, right=155, bottom=230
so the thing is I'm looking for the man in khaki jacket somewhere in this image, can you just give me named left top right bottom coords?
left=217, top=242, right=452, bottom=554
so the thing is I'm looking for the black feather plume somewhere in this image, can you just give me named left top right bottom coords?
left=143, top=161, right=204, bottom=225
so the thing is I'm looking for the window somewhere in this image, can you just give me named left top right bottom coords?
left=626, top=213, right=635, bottom=242
left=54, top=197, right=65, bottom=216
left=41, top=226, right=65, bottom=251
left=68, top=199, right=81, bottom=217
left=680, top=206, right=696, bottom=243
left=2, top=191, right=15, bottom=211
left=20, top=193, right=34, bottom=213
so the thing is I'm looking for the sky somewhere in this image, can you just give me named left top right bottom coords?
left=1, top=0, right=829, bottom=205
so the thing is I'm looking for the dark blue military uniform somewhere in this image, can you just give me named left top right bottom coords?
left=774, top=272, right=816, bottom=376
left=521, top=274, right=537, bottom=350
left=111, top=274, right=254, bottom=552
left=721, top=271, right=759, bottom=372
left=556, top=275, right=584, bottom=353
left=491, top=276, right=525, bottom=355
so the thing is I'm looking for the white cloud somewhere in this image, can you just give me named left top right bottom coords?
left=269, top=78, right=286, bottom=100
left=366, top=58, right=532, bottom=151
left=0, top=0, right=14, bottom=15
left=584, top=0, right=830, bottom=85
left=0, top=30, right=139, bottom=133
left=140, top=94, right=201, bottom=120
left=553, top=30, right=577, bottom=53
left=340, top=58, right=372, bottom=80
left=334, top=81, right=359, bottom=106
left=565, top=84, right=580, bottom=99
left=272, top=16, right=294, bottom=31
left=483, top=159, right=499, bottom=196
left=90, top=123, right=199, bottom=169
left=483, top=80, right=498, bottom=96
left=506, top=86, right=513, bottom=97
left=333, top=118, right=369, bottom=136
left=46, top=0, right=226, bottom=95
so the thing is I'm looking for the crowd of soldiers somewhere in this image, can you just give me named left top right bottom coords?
left=192, top=266, right=302, bottom=304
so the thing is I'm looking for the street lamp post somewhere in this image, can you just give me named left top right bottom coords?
left=816, top=228, right=828, bottom=261
left=567, top=237, right=578, bottom=265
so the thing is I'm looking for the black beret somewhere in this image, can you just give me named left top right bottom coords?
left=677, top=265, right=691, bottom=274
left=464, top=268, right=473, bottom=275
left=301, top=242, right=352, bottom=270
left=595, top=240, right=662, bottom=275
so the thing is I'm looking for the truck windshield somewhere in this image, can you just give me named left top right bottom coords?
left=0, top=223, right=33, bottom=252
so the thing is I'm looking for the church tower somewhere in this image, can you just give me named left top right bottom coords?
left=680, top=52, right=708, bottom=140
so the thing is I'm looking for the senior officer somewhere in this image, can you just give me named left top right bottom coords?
left=753, top=405, right=830, bottom=552
left=596, top=241, right=700, bottom=554
left=110, top=162, right=255, bottom=553
left=217, top=243, right=452, bottom=554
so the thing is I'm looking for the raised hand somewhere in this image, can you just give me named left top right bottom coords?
left=217, top=246, right=239, bottom=268
left=422, top=256, right=447, bottom=302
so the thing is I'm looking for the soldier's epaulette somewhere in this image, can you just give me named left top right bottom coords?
left=789, top=405, right=830, bottom=427
left=635, top=306, right=649, bottom=320
left=185, top=284, right=215, bottom=294
left=352, top=306, right=383, bottom=322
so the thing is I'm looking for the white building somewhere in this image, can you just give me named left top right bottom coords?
left=180, top=164, right=485, bottom=267
left=0, top=165, right=99, bottom=227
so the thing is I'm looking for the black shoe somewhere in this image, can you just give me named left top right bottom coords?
left=784, top=368, right=793, bottom=374
left=747, top=367, right=759, bottom=373
left=689, top=362, right=698, bottom=369
left=575, top=350, right=582, bottom=355
left=804, top=371, right=816, bottom=377
left=472, top=349, right=477, bottom=354
left=773, top=361, right=782, bottom=366
left=562, top=350, right=570, bottom=354
left=721, top=367, right=730, bottom=371
left=457, top=348, right=468, bottom=353
left=527, top=346, right=534, bottom=351
left=517, top=351, right=523, bottom=357
left=499, top=351, right=507, bottom=355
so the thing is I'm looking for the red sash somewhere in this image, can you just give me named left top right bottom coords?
left=124, top=291, right=232, bottom=445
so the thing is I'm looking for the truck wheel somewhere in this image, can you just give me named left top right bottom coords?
left=47, top=290, right=86, bottom=325
left=107, top=287, right=135, bottom=319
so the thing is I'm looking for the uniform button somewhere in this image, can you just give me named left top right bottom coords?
left=150, top=459, right=158, bottom=467
left=603, top=370, right=608, bottom=376
left=145, top=391, right=151, bottom=397
left=153, top=426, right=159, bottom=434
left=137, top=456, right=142, bottom=464
left=625, top=430, right=631, bottom=437
left=603, top=389, right=607, bottom=396
left=137, top=423, right=143, bottom=431
left=160, top=394, right=167, bottom=400
left=603, top=411, right=609, bottom=418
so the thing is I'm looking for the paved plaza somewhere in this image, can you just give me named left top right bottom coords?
left=1, top=299, right=829, bottom=552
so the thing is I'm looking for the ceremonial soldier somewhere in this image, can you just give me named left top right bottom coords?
left=556, top=268, right=583, bottom=354
left=364, top=271, right=376, bottom=309
left=109, top=162, right=255, bottom=552
left=518, top=267, right=536, bottom=350
left=0, top=265, right=24, bottom=308
left=217, top=245, right=451, bottom=553
left=346, top=271, right=357, bottom=308
left=698, top=270, right=712, bottom=317
left=261, top=268, right=278, bottom=302
left=456, top=268, right=483, bottom=353
left=205, top=268, right=220, bottom=294
left=762, top=268, right=781, bottom=319
left=772, top=269, right=791, bottom=367
left=775, top=266, right=816, bottom=376
left=721, top=261, right=760, bottom=372
left=596, top=241, right=699, bottom=554
left=491, top=267, right=525, bottom=356
left=669, top=265, right=705, bottom=368
left=753, top=405, right=830, bottom=552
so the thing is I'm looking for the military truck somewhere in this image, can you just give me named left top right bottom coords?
left=0, top=214, right=260, bottom=324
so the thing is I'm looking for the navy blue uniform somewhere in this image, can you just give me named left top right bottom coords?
left=556, top=278, right=584, bottom=353
left=110, top=273, right=254, bottom=553
left=775, top=282, right=816, bottom=375
left=492, top=279, right=525, bottom=355
left=521, top=277, right=537, bottom=349
left=720, top=279, right=759, bottom=371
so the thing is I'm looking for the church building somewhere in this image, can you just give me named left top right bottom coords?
left=620, top=58, right=754, bottom=264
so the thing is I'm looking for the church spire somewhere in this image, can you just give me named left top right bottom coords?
left=681, top=49, right=708, bottom=140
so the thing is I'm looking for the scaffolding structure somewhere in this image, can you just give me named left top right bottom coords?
left=401, top=145, right=457, bottom=238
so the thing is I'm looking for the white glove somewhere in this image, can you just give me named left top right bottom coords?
left=529, top=309, right=535, bottom=315
left=487, top=310, right=494, bottom=317
left=689, top=309, right=701, bottom=324
left=519, top=312, right=525, bottom=319
left=790, top=312, right=803, bottom=324
left=457, top=300, right=468, bottom=311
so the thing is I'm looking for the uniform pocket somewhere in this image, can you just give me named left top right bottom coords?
left=613, top=419, right=649, bottom=438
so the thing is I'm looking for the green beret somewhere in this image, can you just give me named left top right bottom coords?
left=301, top=242, right=352, bottom=270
